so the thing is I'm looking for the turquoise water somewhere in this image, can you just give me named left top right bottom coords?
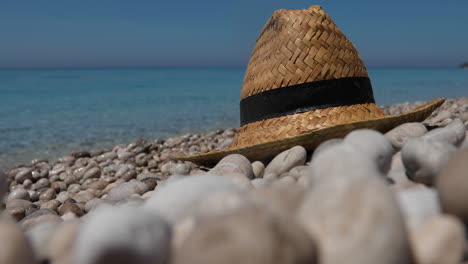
left=0, top=67, right=467, bottom=169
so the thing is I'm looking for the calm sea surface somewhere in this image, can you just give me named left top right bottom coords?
left=0, top=67, right=467, bottom=169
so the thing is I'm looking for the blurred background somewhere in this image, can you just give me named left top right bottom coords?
left=0, top=0, right=467, bottom=168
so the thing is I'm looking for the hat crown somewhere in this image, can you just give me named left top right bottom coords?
left=241, top=5, right=369, bottom=99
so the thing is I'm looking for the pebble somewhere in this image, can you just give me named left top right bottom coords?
left=396, top=187, right=441, bottom=229
left=298, top=172, right=412, bottom=263
left=251, top=161, right=265, bottom=178
left=311, top=138, right=343, bottom=158
left=0, top=216, right=37, bottom=264
left=145, top=174, right=240, bottom=222
left=436, top=148, right=468, bottom=225
left=40, top=200, right=61, bottom=211
left=6, top=207, right=26, bottom=221
left=264, top=146, right=307, bottom=176
left=35, top=178, right=50, bottom=189
left=344, top=129, right=394, bottom=174
left=39, top=188, right=56, bottom=201
left=174, top=205, right=317, bottom=264
left=310, top=143, right=381, bottom=182
left=385, top=122, right=428, bottom=150
left=73, top=190, right=95, bottom=203
left=401, top=137, right=457, bottom=185
left=59, top=201, right=85, bottom=217
left=83, top=166, right=101, bottom=180
left=47, top=220, right=80, bottom=264
left=106, top=181, right=148, bottom=202
left=209, top=154, right=254, bottom=179
left=15, top=168, right=33, bottom=183
left=387, top=152, right=410, bottom=184
left=170, top=163, right=191, bottom=175
left=423, top=118, right=466, bottom=146
left=7, top=188, right=30, bottom=201
left=25, top=222, right=57, bottom=262
left=410, top=215, right=465, bottom=264
left=19, top=209, right=62, bottom=229
left=74, top=206, right=171, bottom=264
left=96, top=151, right=117, bottom=162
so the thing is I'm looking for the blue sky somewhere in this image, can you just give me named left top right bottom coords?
left=0, top=0, right=467, bottom=68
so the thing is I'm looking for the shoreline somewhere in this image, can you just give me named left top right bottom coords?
left=2, top=97, right=467, bottom=173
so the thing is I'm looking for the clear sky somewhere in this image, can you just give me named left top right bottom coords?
left=1, top=0, right=467, bottom=69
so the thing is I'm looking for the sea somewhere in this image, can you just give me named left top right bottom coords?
left=0, top=67, right=467, bottom=169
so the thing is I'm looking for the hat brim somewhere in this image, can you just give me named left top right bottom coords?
left=175, top=98, right=444, bottom=166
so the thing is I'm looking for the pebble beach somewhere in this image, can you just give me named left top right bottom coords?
left=1, top=97, right=468, bottom=264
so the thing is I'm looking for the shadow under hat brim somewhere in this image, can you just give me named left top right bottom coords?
left=175, top=98, right=445, bottom=167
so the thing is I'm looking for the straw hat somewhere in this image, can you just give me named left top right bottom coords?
left=176, top=5, right=444, bottom=166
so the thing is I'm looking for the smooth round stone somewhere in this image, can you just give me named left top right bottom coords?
left=344, top=129, right=394, bottom=174
left=195, top=190, right=254, bottom=218
left=68, top=184, right=82, bottom=193
left=288, top=165, right=313, bottom=180
left=436, top=148, right=468, bottom=225
left=410, top=215, right=465, bottom=264
left=87, top=180, right=108, bottom=190
left=74, top=206, right=171, bottom=264
left=40, top=200, right=61, bottom=211
left=170, top=163, right=191, bottom=175
left=22, top=179, right=32, bottom=189
left=106, top=181, right=148, bottom=202
left=311, top=138, right=343, bottom=159
left=250, top=178, right=269, bottom=189
left=58, top=202, right=84, bottom=217
left=430, top=110, right=452, bottom=124
left=96, top=151, right=117, bottom=162
left=25, top=222, right=57, bottom=262
left=298, top=174, right=412, bottom=264
left=28, top=190, right=39, bottom=202
left=56, top=191, right=71, bottom=203
left=252, top=182, right=305, bottom=215
left=83, top=167, right=101, bottom=180
left=387, top=152, right=411, bottom=184
left=7, top=199, right=35, bottom=210
left=51, top=181, right=67, bottom=192
left=117, top=151, right=134, bottom=160
left=15, top=168, right=33, bottom=184
left=39, top=188, right=56, bottom=201
left=423, top=119, right=466, bottom=147
left=223, top=173, right=253, bottom=190
left=310, top=143, right=381, bottom=182
left=144, top=174, right=240, bottom=222
left=6, top=207, right=26, bottom=221
left=48, top=220, right=80, bottom=264
left=35, top=178, right=50, bottom=189
left=85, top=198, right=111, bottom=213
left=396, top=187, right=441, bottom=229
left=402, top=137, right=457, bottom=185
left=140, top=177, right=158, bottom=190
left=19, top=209, right=62, bottom=230
left=8, top=188, right=30, bottom=201
left=264, top=146, right=307, bottom=176
left=385, top=122, right=428, bottom=150
left=209, top=154, right=254, bottom=179
left=174, top=206, right=317, bottom=264
left=73, top=190, right=95, bottom=203
left=0, top=216, right=37, bottom=264
left=251, top=161, right=265, bottom=178
left=461, top=132, right=468, bottom=148
left=297, top=174, right=312, bottom=188
left=263, top=172, right=278, bottom=181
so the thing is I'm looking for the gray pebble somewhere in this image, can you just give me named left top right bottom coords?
left=96, top=151, right=117, bottom=162
left=15, top=168, right=33, bottom=184
left=344, top=129, right=394, bottom=174
left=423, top=119, right=466, bottom=147
left=401, top=137, right=457, bottom=185
left=74, top=206, right=171, bottom=264
left=385, top=122, right=428, bottom=150
left=264, top=146, right=307, bottom=175
left=251, top=161, right=265, bottom=179
left=170, top=163, right=191, bottom=175
left=8, top=188, right=30, bottom=201
left=106, top=181, right=148, bottom=202
left=83, top=167, right=101, bottom=180
left=209, top=154, right=254, bottom=179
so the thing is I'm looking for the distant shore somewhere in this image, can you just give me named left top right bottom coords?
left=2, top=97, right=467, bottom=173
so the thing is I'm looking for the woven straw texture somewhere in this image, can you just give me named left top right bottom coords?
left=231, top=103, right=385, bottom=148
left=176, top=98, right=445, bottom=166
left=241, top=5, right=368, bottom=99
left=175, top=5, right=445, bottom=166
